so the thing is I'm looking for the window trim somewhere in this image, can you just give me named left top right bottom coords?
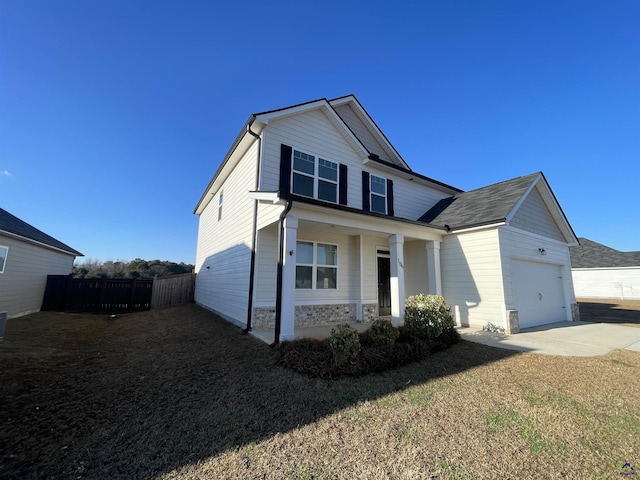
left=370, top=173, right=387, bottom=214
left=0, top=245, right=8, bottom=274
left=291, top=149, right=339, bottom=204
left=295, top=240, right=338, bottom=290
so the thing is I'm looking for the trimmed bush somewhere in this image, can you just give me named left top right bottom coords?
left=328, top=324, right=361, bottom=365
left=273, top=299, right=460, bottom=377
left=362, top=318, right=400, bottom=346
left=404, top=294, right=454, bottom=339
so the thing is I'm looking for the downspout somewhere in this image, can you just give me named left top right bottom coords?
left=243, top=117, right=260, bottom=334
left=272, top=198, right=293, bottom=347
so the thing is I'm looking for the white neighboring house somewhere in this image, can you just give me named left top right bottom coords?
left=194, top=95, right=579, bottom=342
left=570, top=238, right=640, bottom=300
left=0, top=208, right=83, bottom=318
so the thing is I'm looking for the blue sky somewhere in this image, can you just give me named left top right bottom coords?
left=1, top=0, right=639, bottom=264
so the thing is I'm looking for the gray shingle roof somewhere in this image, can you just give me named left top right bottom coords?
left=0, top=208, right=83, bottom=256
left=419, top=172, right=540, bottom=230
left=570, top=237, right=640, bottom=268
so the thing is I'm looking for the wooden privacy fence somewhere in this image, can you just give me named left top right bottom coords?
left=41, top=273, right=195, bottom=314
left=151, top=273, right=195, bottom=309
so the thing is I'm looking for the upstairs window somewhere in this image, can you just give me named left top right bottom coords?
left=218, top=191, right=224, bottom=221
left=295, top=241, right=338, bottom=289
left=370, top=174, right=387, bottom=214
left=281, top=144, right=347, bottom=205
left=292, top=149, right=338, bottom=203
left=318, top=158, right=338, bottom=202
left=0, top=245, right=7, bottom=273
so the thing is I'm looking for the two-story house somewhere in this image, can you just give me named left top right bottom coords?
left=194, top=95, right=579, bottom=343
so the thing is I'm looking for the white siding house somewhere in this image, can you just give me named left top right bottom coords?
left=570, top=238, right=640, bottom=300
left=0, top=208, right=82, bottom=318
left=194, top=95, right=579, bottom=341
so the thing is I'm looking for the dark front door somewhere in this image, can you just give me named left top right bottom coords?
left=377, top=256, right=391, bottom=316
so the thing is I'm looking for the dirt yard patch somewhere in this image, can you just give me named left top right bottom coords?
left=1, top=304, right=639, bottom=479
left=578, top=298, right=640, bottom=327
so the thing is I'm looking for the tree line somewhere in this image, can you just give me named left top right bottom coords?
left=73, top=258, right=194, bottom=279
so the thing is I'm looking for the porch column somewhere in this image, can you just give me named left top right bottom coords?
left=389, top=234, right=405, bottom=327
left=426, top=240, right=442, bottom=296
left=280, top=216, right=298, bottom=341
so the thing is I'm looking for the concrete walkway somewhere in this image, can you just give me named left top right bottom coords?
left=458, top=321, right=640, bottom=357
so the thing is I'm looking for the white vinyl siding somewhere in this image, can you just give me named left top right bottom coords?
left=194, top=140, right=258, bottom=326
left=0, top=235, right=75, bottom=318
left=259, top=108, right=453, bottom=217
left=361, top=236, right=387, bottom=305
left=441, top=228, right=505, bottom=327
left=404, top=240, right=429, bottom=297
left=254, top=225, right=279, bottom=304
left=572, top=267, right=640, bottom=300
left=511, top=187, right=564, bottom=241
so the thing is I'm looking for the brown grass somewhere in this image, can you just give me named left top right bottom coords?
left=1, top=304, right=639, bottom=479
left=578, top=298, right=640, bottom=328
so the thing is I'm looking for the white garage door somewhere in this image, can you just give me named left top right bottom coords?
left=511, top=260, right=566, bottom=329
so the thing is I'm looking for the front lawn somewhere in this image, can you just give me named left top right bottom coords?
left=1, top=304, right=638, bottom=479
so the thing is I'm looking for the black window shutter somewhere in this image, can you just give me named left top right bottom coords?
left=362, top=171, right=370, bottom=211
left=339, top=164, right=348, bottom=205
left=386, top=179, right=394, bottom=216
left=279, top=144, right=293, bottom=194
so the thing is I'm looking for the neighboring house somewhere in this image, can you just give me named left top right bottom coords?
left=194, top=95, right=579, bottom=342
left=570, top=238, right=640, bottom=300
left=0, top=208, right=83, bottom=318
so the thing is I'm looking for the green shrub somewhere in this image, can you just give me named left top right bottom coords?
left=328, top=324, right=361, bottom=365
left=404, top=294, right=454, bottom=339
left=363, top=318, right=400, bottom=346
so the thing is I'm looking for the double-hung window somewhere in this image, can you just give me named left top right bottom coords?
left=295, top=241, right=338, bottom=289
left=292, top=149, right=339, bottom=203
left=370, top=174, right=387, bottom=214
left=0, top=246, right=8, bottom=274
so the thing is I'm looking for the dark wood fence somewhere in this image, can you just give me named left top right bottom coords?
left=151, top=273, right=195, bottom=309
left=42, top=273, right=196, bottom=314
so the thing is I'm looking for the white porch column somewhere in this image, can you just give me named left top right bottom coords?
left=389, top=234, right=405, bottom=327
left=280, top=216, right=298, bottom=341
left=426, top=240, right=442, bottom=296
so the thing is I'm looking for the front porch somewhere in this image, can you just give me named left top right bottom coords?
left=251, top=201, right=446, bottom=343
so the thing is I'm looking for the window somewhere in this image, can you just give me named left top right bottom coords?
left=0, top=246, right=7, bottom=274
left=292, top=149, right=339, bottom=203
left=295, top=241, right=337, bottom=289
left=370, top=174, right=387, bottom=214
left=218, top=191, right=223, bottom=221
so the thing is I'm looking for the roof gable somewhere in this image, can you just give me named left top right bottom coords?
left=195, top=94, right=461, bottom=214
left=509, top=183, right=565, bottom=241
left=329, top=96, right=410, bottom=170
left=0, top=208, right=82, bottom=256
left=419, top=173, right=540, bottom=229
left=570, top=237, right=640, bottom=268
left=419, top=172, right=578, bottom=243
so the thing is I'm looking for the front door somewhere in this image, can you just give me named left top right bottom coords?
left=377, top=255, right=391, bottom=316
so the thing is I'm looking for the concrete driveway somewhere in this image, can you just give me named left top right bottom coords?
left=458, top=321, right=640, bottom=356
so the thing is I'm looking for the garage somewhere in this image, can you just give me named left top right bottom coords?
left=511, top=259, right=566, bottom=329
